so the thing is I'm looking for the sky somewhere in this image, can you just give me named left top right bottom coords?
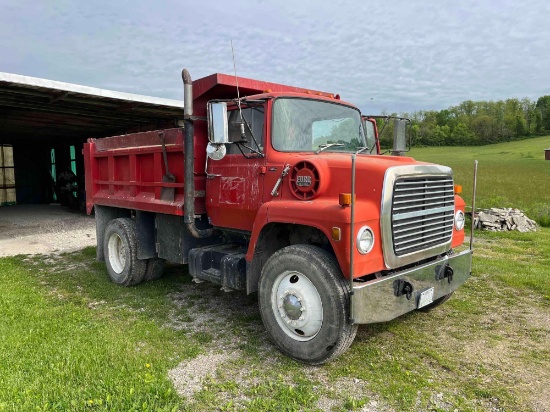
left=1, top=0, right=549, bottom=114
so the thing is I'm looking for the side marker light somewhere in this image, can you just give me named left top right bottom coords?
left=339, top=193, right=354, bottom=207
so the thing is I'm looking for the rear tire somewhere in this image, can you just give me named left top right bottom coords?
left=103, top=218, right=146, bottom=286
left=258, top=244, right=357, bottom=365
left=144, top=258, right=165, bottom=281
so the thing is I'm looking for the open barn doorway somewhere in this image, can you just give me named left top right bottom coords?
left=0, top=144, right=16, bottom=206
left=0, top=71, right=184, bottom=211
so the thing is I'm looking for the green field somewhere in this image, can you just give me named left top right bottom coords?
left=409, top=135, right=550, bottom=226
left=0, top=138, right=549, bottom=411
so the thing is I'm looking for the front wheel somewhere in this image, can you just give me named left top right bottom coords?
left=258, top=245, right=357, bottom=365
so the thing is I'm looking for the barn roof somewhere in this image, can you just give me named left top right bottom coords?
left=0, top=72, right=185, bottom=144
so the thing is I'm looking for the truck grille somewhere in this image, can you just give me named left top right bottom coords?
left=391, top=176, right=455, bottom=256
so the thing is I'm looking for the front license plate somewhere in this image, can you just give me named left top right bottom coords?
left=417, top=287, right=434, bottom=309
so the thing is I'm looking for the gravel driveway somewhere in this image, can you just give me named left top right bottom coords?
left=0, top=204, right=96, bottom=257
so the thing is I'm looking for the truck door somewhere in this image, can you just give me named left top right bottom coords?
left=205, top=105, right=265, bottom=232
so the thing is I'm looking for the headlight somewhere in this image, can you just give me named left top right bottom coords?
left=356, top=226, right=374, bottom=254
left=455, top=210, right=465, bottom=231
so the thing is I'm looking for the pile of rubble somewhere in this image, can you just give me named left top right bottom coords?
left=474, top=208, right=537, bottom=232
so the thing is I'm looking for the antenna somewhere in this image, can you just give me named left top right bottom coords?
left=231, top=39, right=247, bottom=140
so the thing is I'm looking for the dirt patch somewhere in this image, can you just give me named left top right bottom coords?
left=0, top=204, right=96, bottom=256
left=462, top=295, right=550, bottom=411
left=314, top=376, right=393, bottom=412
left=165, top=280, right=394, bottom=411
left=169, top=351, right=241, bottom=399
left=425, top=272, right=550, bottom=411
left=163, top=267, right=549, bottom=411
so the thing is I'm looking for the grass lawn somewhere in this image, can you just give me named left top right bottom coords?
left=409, top=135, right=550, bottom=226
left=1, top=228, right=548, bottom=411
left=0, top=137, right=549, bottom=411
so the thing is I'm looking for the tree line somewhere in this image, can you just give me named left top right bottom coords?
left=377, top=95, right=550, bottom=147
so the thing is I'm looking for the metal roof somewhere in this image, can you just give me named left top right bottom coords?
left=0, top=72, right=185, bottom=144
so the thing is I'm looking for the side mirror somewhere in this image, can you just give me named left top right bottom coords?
left=392, top=119, right=408, bottom=156
left=207, top=102, right=229, bottom=144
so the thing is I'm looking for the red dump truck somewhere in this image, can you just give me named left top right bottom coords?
left=84, top=69, right=473, bottom=364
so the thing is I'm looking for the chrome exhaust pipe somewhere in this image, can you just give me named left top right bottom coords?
left=182, top=68, right=212, bottom=238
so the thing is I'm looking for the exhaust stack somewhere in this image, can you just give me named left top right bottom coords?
left=182, top=68, right=213, bottom=239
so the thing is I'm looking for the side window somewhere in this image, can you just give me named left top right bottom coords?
left=227, top=106, right=264, bottom=155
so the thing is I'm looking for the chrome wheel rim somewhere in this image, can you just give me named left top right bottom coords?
left=271, top=270, right=323, bottom=341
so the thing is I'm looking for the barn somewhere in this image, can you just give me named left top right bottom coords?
left=0, top=72, right=184, bottom=208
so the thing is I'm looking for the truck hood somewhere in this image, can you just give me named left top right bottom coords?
left=281, top=152, right=435, bottom=201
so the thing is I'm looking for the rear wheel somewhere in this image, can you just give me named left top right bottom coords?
left=144, top=258, right=165, bottom=281
left=103, top=218, right=146, bottom=286
left=259, top=244, right=357, bottom=365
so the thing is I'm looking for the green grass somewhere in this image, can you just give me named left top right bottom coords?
left=0, top=249, right=201, bottom=412
left=1, top=137, right=549, bottom=411
left=409, top=135, right=550, bottom=226
left=1, top=228, right=549, bottom=411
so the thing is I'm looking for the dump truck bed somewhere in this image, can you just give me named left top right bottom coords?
left=83, top=128, right=206, bottom=216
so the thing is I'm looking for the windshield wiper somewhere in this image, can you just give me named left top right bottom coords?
left=355, top=145, right=376, bottom=154
left=315, top=143, right=344, bottom=154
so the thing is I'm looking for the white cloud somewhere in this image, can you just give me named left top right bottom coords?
left=1, top=0, right=549, bottom=113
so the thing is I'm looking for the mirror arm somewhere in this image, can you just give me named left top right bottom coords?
left=234, top=104, right=263, bottom=155
left=235, top=141, right=264, bottom=158
left=242, top=118, right=262, bottom=152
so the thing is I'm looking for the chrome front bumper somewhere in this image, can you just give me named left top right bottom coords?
left=351, top=249, right=472, bottom=324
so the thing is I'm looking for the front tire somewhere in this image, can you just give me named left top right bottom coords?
left=258, top=245, right=357, bottom=365
left=103, top=218, right=146, bottom=286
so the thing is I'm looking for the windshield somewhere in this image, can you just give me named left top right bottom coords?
left=272, top=98, right=367, bottom=153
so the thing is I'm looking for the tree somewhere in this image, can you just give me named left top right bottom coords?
left=382, top=96, right=544, bottom=147
left=521, top=97, right=536, bottom=135
left=471, top=115, right=496, bottom=144
left=536, top=96, right=550, bottom=132
left=450, top=122, right=475, bottom=145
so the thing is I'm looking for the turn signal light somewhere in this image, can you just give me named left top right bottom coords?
left=454, top=185, right=463, bottom=194
left=332, top=227, right=341, bottom=241
left=263, top=89, right=272, bottom=93
left=339, top=193, right=355, bottom=206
